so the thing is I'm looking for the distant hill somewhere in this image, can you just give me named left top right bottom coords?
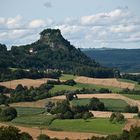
left=0, top=29, right=118, bottom=78
left=82, top=48, right=140, bottom=73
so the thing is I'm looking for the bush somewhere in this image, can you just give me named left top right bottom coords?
left=138, top=112, right=140, bottom=118
left=0, top=126, right=32, bottom=140
left=82, top=112, right=93, bottom=120
left=63, top=111, right=73, bottom=119
left=98, top=88, right=111, bottom=93
left=64, top=80, right=76, bottom=86
left=124, top=105, right=138, bottom=113
left=89, top=98, right=105, bottom=111
left=65, top=92, right=77, bottom=101
left=110, top=112, right=125, bottom=123
left=37, top=134, right=50, bottom=140
left=0, top=107, right=17, bottom=121
left=20, top=132, right=33, bottom=140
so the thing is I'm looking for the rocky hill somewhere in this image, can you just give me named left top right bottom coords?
left=0, top=29, right=118, bottom=78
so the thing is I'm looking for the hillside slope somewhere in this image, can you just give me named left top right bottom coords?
left=0, top=29, right=118, bottom=78
left=83, top=49, right=140, bottom=73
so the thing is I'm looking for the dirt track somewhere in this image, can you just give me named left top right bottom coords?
left=0, top=123, right=105, bottom=140
left=75, top=76, right=135, bottom=89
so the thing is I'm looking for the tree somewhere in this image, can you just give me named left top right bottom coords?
left=37, top=134, right=50, bottom=140
left=65, top=92, right=77, bottom=101
left=124, top=105, right=138, bottom=113
left=110, top=113, right=125, bottom=123
left=82, top=112, right=93, bottom=120
left=0, top=107, right=17, bottom=121
left=89, top=98, right=105, bottom=111
left=63, top=111, right=73, bottom=119
left=15, top=84, right=25, bottom=92
left=0, top=126, right=20, bottom=140
left=129, top=127, right=140, bottom=140
left=20, top=132, right=33, bottom=140
left=64, top=80, right=76, bottom=86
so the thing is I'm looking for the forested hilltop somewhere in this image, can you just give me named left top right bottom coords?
left=83, top=48, right=140, bottom=73
left=0, top=29, right=119, bottom=78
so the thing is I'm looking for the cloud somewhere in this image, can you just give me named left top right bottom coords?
left=80, top=8, right=130, bottom=26
left=0, top=8, right=140, bottom=49
left=28, top=19, right=46, bottom=28
left=110, top=25, right=136, bottom=33
left=44, top=1, right=52, bottom=8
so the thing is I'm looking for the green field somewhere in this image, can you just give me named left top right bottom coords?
left=49, top=118, right=124, bottom=134
left=49, top=85, right=80, bottom=94
left=122, top=94, right=140, bottom=100
left=12, top=114, right=55, bottom=127
left=11, top=107, right=54, bottom=127
left=75, top=83, right=122, bottom=93
left=71, top=99, right=128, bottom=112
left=60, top=74, right=76, bottom=80
left=15, top=107, right=44, bottom=116
left=49, top=82, right=122, bottom=94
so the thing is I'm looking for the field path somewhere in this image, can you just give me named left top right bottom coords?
left=75, top=76, right=135, bottom=89
left=0, top=123, right=105, bottom=140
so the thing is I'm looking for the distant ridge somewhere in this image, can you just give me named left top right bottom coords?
left=83, top=48, right=140, bottom=73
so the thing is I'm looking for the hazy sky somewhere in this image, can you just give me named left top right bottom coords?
left=0, top=0, right=140, bottom=49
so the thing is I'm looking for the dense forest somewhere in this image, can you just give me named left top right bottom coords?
left=0, top=29, right=119, bottom=79
left=83, top=48, right=140, bottom=73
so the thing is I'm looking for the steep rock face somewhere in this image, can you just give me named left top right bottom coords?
left=0, top=29, right=117, bottom=78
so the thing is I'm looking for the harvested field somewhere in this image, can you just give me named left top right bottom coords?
left=124, top=119, right=140, bottom=131
left=0, top=123, right=104, bottom=140
left=75, top=76, right=135, bottom=90
left=0, top=78, right=56, bottom=89
left=91, top=111, right=136, bottom=119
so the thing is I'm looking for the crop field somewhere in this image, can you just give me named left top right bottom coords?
left=118, top=78, right=140, bottom=90
left=71, top=98, right=129, bottom=112
left=60, top=74, right=76, bottom=80
left=0, top=78, right=48, bottom=89
left=49, top=118, right=124, bottom=134
left=75, top=76, right=135, bottom=90
left=15, top=107, right=44, bottom=116
left=49, top=85, right=80, bottom=94
left=122, top=94, right=140, bottom=100
left=75, top=83, right=122, bottom=92
left=12, top=114, right=55, bottom=127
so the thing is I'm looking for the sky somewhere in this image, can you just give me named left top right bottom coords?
left=0, top=0, right=140, bottom=49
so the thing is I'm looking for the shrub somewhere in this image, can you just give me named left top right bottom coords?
left=64, top=79, right=76, bottom=86
left=89, top=98, right=105, bottom=111
left=37, top=134, right=50, bottom=140
left=110, top=112, right=125, bottom=123
left=82, top=112, right=93, bottom=120
left=63, top=111, right=73, bottom=119
left=124, top=105, right=138, bottom=113
left=98, top=88, right=111, bottom=93
left=0, top=107, right=17, bottom=121
left=20, top=132, right=33, bottom=140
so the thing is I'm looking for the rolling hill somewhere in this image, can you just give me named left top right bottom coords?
left=83, top=48, right=140, bottom=73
